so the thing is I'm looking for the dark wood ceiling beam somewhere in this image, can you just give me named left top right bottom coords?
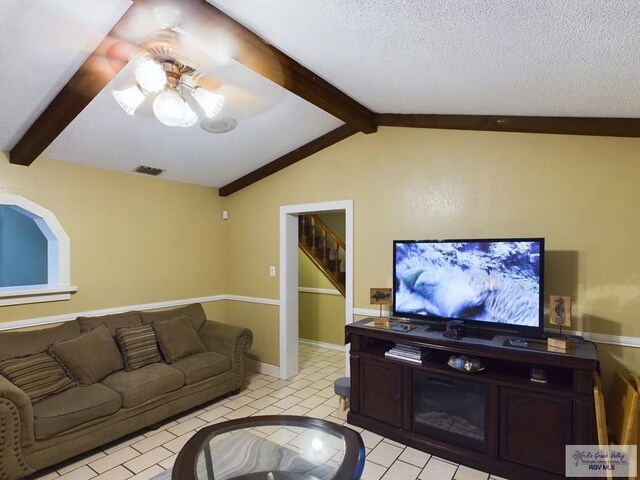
left=376, top=114, right=640, bottom=138
left=8, top=5, right=143, bottom=167
left=219, top=124, right=358, bottom=197
left=177, top=0, right=377, bottom=134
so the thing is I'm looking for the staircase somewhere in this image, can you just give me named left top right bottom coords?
left=299, top=214, right=346, bottom=296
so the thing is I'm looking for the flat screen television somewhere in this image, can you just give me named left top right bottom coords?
left=392, top=238, right=544, bottom=338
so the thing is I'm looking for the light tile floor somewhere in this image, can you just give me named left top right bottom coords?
left=27, top=344, right=509, bottom=480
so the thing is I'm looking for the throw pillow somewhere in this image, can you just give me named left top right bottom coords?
left=153, top=314, right=205, bottom=364
left=50, top=324, right=124, bottom=385
left=0, top=352, right=76, bottom=403
left=116, top=324, right=162, bottom=372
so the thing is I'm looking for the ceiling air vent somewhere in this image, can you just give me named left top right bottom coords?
left=133, top=165, right=164, bottom=176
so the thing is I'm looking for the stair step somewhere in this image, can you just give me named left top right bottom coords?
left=298, top=214, right=346, bottom=296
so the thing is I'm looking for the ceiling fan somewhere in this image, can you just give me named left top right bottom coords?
left=111, top=6, right=237, bottom=131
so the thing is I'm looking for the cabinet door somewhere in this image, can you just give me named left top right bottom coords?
left=361, top=357, right=403, bottom=427
left=500, top=387, right=572, bottom=475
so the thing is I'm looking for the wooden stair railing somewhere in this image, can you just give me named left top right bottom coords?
left=298, top=214, right=346, bottom=296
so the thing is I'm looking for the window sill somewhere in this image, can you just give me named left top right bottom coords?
left=0, top=286, right=78, bottom=306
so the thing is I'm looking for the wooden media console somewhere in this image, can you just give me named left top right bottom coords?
left=346, top=319, right=600, bottom=480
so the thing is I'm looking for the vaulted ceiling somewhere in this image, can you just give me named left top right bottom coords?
left=1, top=1, right=638, bottom=196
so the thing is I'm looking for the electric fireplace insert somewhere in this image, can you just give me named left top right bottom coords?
left=412, top=371, right=487, bottom=452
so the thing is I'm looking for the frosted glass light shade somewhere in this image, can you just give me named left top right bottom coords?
left=153, top=90, right=197, bottom=127
left=192, top=87, right=224, bottom=118
left=135, top=58, right=166, bottom=93
left=177, top=103, right=198, bottom=127
left=112, top=86, right=145, bottom=115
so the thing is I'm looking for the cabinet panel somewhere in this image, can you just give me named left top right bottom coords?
left=574, top=397, right=597, bottom=445
left=500, top=387, right=572, bottom=475
left=361, top=357, right=402, bottom=427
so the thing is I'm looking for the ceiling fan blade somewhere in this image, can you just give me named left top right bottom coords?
left=105, top=38, right=144, bottom=74
left=195, top=74, right=224, bottom=92
left=216, top=83, right=278, bottom=116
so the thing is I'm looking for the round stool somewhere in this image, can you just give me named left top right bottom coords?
left=334, top=377, right=350, bottom=411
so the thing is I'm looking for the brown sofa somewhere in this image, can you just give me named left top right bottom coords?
left=0, top=303, right=253, bottom=480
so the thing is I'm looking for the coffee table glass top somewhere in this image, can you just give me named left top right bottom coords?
left=173, top=415, right=365, bottom=480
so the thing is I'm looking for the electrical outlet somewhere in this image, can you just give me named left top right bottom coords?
left=269, top=266, right=276, bottom=277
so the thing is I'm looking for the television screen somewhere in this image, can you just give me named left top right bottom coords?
left=393, top=238, right=544, bottom=335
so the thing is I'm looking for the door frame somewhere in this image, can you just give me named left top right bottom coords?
left=279, top=200, right=353, bottom=379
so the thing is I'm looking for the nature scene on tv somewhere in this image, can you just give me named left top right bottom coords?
left=394, top=241, right=541, bottom=326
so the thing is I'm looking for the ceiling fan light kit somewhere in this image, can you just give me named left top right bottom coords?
left=192, top=87, right=224, bottom=118
left=112, top=86, right=145, bottom=115
left=134, top=57, right=166, bottom=93
left=112, top=24, right=227, bottom=129
left=152, top=88, right=198, bottom=127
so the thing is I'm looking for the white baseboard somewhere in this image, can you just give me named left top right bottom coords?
left=246, top=359, right=280, bottom=378
left=299, top=338, right=347, bottom=352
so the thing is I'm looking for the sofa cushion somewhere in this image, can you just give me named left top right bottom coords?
left=170, top=351, right=231, bottom=385
left=153, top=315, right=205, bottom=364
left=0, top=321, right=81, bottom=361
left=78, top=311, right=143, bottom=336
left=50, top=325, right=124, bottom=385
left=33, top=384, right=122, bottom=439
left=0, top=352, right=76, bottom=403
left=142, top=303, right=207, bottom=331
left=101, top=363, right=184, bottom=408
left=116, top=324, right=162, bottom=372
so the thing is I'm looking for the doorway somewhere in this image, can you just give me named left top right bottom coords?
left=279, top=200, right=353, bottom=379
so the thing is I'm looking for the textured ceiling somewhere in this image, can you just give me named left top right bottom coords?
left=1, top=1, right=638, bottom=190
left=0, top=0, right=131, bottom=150
left=210, top=0, right=640, bottom=117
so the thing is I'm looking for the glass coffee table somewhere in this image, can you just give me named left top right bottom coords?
left=172, top=415, right=365, bottom=480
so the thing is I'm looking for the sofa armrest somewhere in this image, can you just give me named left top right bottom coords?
left=0, top=375, right=36, bottom=479
left=198, top=321, right=253, bottom=391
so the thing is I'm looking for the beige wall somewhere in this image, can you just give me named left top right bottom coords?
left=2, top=127, right=639, bottom=379
left=227, top=301, right=279, bottom=366
left=299, top=250, right=336, bottom=290
left=298, top=250, right=345, bottom=346
left=0, top=153, right=227, bottom=323
left=223, top=127, right=640, bottom=377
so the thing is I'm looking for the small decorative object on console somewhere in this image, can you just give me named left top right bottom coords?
left=443, top=320, right=464, bottom=340
left=370, top=287, right=392, bottom=326
left=547, top=295, right=572, bottom=352
left=447, top=354, right=485, bottom=373
left=391, top=323, right=412, bottom=332
left=530, top=367, right=548, bottom=383
left=547, top=336, right=572, bottom=352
